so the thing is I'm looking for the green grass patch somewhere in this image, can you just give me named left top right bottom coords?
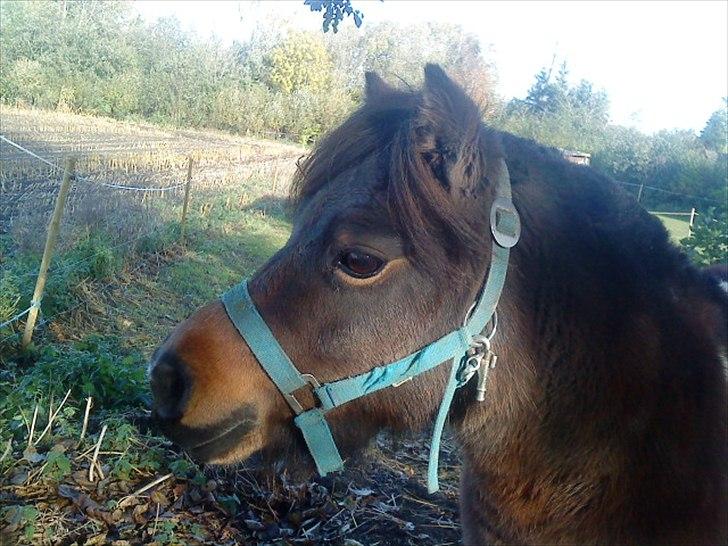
left=654, top=213, right=692, bottom=243
left=0, top=335, right=149, bottom=444
left=160, top=205, right=291, bottom=304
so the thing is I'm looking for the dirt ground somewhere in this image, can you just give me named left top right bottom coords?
left=2, top=420, right=462, bottom=545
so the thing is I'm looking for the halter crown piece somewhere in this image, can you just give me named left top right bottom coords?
left=222, top=157, right=520, bottom=493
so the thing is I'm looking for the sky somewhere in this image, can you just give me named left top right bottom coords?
left=133, top=0, right=728, bottom=135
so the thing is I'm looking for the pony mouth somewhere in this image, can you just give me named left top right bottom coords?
left=153, top=405, right=257, bottom=463
left=185, top=419, right=255, bottom=462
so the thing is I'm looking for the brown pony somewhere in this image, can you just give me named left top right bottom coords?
left=149, top=65, right=728, bottom=545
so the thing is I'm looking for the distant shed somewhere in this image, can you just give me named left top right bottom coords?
left=561, top=149, right=591, bottom=166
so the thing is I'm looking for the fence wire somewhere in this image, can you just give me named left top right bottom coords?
left=614, top=179, right=723, bottom=207
left=0, top=135, right=189, bottom=339
left=1, top=136, right=187, bottom=192
left=1, top=118, right=300, bottom=345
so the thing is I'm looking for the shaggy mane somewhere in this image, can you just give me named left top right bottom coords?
left=290, top=86, right=489, bottom=272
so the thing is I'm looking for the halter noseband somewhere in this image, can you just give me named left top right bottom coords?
left=221, top=157, right=520, bottom=493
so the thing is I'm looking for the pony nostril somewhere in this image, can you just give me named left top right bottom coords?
left=150, top=354, right=191, bottom=421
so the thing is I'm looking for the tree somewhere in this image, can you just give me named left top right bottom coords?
left=304, top=0, right=363, bottom=33
left=267, top=31, right=333, bottom=94
left=325, top=21, right=497, bottom=109
left=700, top=99, right=728, bottom=154
left=522, top=60, right=569, bottom=115
left=497, top=60, right=609, bottom=153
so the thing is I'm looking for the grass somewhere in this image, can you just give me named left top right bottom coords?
left=654, top=213, right=692, bottom=243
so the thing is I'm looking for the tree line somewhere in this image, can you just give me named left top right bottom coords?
left=1, top=0, right=725, bottom=213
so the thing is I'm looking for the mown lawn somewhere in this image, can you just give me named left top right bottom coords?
left=654, top=213, right=692, bottom=243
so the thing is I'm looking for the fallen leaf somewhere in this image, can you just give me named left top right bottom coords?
left=83, top=532, right=107, bottom=545
left=244, top=519, right=265, bottom=531
left=150, top=490, right=168, bottom=507
left=349, top=486, right=373, bottom=497
left=9, top=469, right=28, bottom=485
left=58, top=484, right=115, bottom=525
left=132, top=503, right=149, bottom=524
left=23, top=446, right=45, bottom=464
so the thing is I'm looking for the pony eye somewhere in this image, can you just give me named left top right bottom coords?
left=337, top=250, right=385, bottom=279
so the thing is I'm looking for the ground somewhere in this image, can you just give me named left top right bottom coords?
left=653, top=213, right=692, bottom=243
left=0, top=109, right=462, bottom=545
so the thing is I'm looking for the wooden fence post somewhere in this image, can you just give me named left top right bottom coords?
left=688, top=207, right=696, bottom=236
left=180, top=156, right=193, bottom=242
left=22, top=157, right=76, bottom=349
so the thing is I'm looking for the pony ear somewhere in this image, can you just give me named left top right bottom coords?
left=364, top=71, right=395, bottom=103
left=417, top=64, right=485, bottom=194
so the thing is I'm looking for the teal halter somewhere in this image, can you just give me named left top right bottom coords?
left=221, top=158, right=520, bottom=493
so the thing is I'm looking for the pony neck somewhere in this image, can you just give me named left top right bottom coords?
left=449, top=132, right=727, bottom=544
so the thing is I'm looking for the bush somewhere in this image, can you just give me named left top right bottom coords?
left=681, top=208, right=728, bottom=266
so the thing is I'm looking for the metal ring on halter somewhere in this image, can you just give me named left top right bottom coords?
left=471, top=312, right=498, bottom=348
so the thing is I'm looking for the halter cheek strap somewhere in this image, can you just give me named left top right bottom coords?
left=221, top=157, right=520, bottom=493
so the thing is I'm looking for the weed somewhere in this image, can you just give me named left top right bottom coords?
left=43, top=450, right=72, bottom=480
left=1, top=505, right=39, bottom=542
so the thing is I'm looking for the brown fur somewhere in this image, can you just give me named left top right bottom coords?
left=150, top=65, right=728, bottom=544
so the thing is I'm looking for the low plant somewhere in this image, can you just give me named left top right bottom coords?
left=681, top=207, right=728, bottom=266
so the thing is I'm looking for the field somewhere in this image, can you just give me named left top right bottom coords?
left=0, top=108, right=461, bottom=545
left=653, top=213, right=692, bottom=243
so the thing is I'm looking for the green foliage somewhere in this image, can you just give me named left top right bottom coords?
left=268, top=31, right=333, bottom=94
left=154, top=520, right=178, bottom=544
left=169, top=457, right=206, bottom=486
left=43, top=450, right=72, bottom=479
left=1, top=505, right=39, bottom=542
left=700, top=99, right=728, bottom=154
left=104, top=417, right=163, bottom=479
left=681, top=208, right=728, bottom=266
left=305, top=0, right=363, bottom=33
left=0, top=3, right=495, bottom=142
left=327, top=21, right=497, bottom=107
left=497, top=60, right=726, bottom=214
left=496, top=60, right=610, bottom=152
left=0, top=266, right=23, bottom=331
left=216, top=493, right=242, bottom=516
left=0, top=335, right=148, bottom=441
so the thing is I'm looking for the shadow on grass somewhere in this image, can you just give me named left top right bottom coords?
left=243, top=194, right=292, bottom=223
left=161, top=212, right=291, bottom=305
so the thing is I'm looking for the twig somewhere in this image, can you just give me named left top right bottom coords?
left=47, top=395, right=54, bottom=434
left=18, top=407, right=30, bottom=439
left=28, top=404, right=39, bottom=447
left=94, top=459, right=105, bottom=481
left=402, top=493, right=439, bottom=508
left=88, top=424, right=108, bottom=482
left=118, top=472, right=174, bottom=508
left=0, top=438, right=11, bottom=464
left=152, top=502, right=161, bottom=536
left=79, top=397, right=92, bottom=444
left=34, top=388, right=72, bottom=445
left=75, top=443, right=98, bottom=461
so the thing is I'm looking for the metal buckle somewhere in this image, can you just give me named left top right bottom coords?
left=456, top=312, right=499, bottom=393
left=284, top=373, right=322, bottom=415
left=490, top=197, right=521, bottom=248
